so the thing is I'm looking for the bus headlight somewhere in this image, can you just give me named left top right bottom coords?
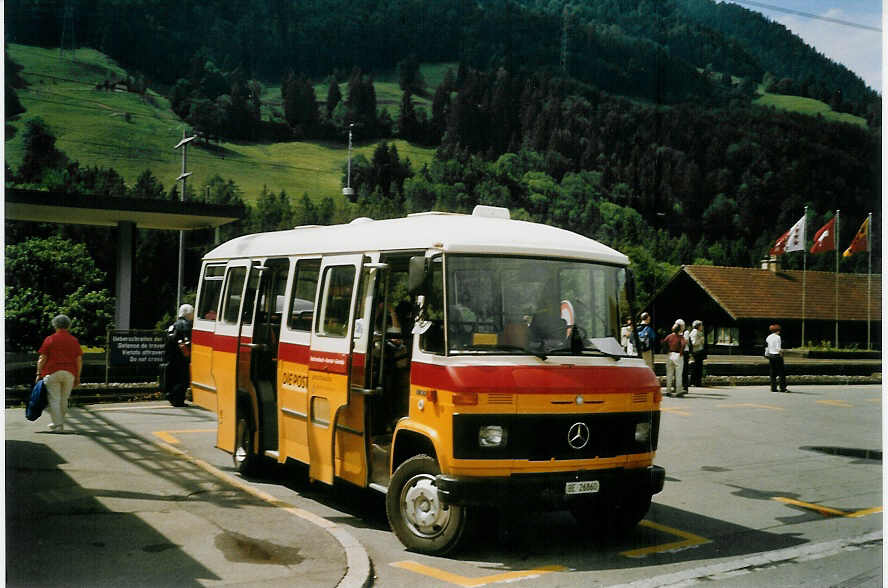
left=635, top=422, right=652, bottom=443
left=479, top=425, right=507, bottom=448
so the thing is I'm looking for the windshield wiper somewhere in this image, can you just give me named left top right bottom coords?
left=458, top=343, right=548, bottom=360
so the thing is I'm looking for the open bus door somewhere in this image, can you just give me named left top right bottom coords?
left=214, top=260, right=258, bottom=455
left=307, top=254, right=364, bottom=484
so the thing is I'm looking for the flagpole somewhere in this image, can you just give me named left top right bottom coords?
left=835, top=210, right=839, bottom=348
left=866, top=212, right=872, bottom=349
left=801, top=206, right=807, bottom=348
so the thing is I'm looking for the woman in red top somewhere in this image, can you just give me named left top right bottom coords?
left=36, top=315, right=83, bottom=433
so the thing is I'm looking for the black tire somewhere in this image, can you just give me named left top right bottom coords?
left=386, top=455, right=467, bottom=555
left=233, top=413, right=261, bottom=476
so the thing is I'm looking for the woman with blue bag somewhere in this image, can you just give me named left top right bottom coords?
left=35, top=315, right=83, bottom=433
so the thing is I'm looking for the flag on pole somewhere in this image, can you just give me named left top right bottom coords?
left=842, top=216, right=870, bottom=257
left=770, top=214, right=806, bottom=256
left=809, top=217, right=836, bottom=254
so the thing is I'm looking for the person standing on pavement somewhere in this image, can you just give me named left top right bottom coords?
left=621, top=317, right=636, bottom=355
left=676, top=319, right=691, bottom=393
left=662, top=323, right=686, bottom=396
left=36, top=314, right=83, bottom=433
left=689, top=320, right=706, bottom=387
left=164, top=304, right=194, bottom=407
left=765, top=323, right=788, bottom=392
left=636, top=312, right=656, bottom=370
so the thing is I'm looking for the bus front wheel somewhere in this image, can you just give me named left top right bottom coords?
left=386, top=455, right=467, bottom=554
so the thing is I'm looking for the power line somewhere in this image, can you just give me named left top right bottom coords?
left=731, top=1, right=882, bottom=32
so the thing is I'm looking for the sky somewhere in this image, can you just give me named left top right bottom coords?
left=726, top=0, right=883, bottom=92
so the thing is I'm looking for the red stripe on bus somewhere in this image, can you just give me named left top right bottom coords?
left=410, top=362, right=659, bottom=394
left=190, top=331, right=244, bottom=354
left=279, top=342, right=310, bottom=364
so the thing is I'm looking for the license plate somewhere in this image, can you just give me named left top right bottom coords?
left=565, top=480, right=600, bottom=495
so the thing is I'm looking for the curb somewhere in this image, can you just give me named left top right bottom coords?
left=611, top=530, right=882, bottom=588
left=152, top=438, right=372, bottom=588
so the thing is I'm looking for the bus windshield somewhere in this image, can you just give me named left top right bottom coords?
left=443, top=255, right=631, bottom=357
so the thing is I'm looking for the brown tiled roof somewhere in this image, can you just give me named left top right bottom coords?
left=683, top=265, right=881, bottom=321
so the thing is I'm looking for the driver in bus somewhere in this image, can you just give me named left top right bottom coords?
left=527, top=286, right=567, bottom=352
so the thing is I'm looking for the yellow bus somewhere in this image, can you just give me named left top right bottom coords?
left=190, top=205, right=663, bottom=554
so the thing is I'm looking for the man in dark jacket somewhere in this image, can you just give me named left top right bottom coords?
left=163, top=304, right=193, bottom=406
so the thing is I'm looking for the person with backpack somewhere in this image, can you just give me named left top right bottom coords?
left=636, top=312, right=656, bottom=370
left=162, top=304, right=194, bottom=407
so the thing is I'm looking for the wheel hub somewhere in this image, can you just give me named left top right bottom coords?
left=402, top=473, right=450, bottom=537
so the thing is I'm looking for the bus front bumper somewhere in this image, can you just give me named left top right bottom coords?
left=436, top=465, right=665, bottom=508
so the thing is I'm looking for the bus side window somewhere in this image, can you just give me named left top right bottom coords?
left=197, top=264, right=225, bottom=321
left=221, top=267, right=247, bottom=324
left=288, top=259, right=320, bottom=331
left=420, top=260, right=445, bottom=354
left=317, top=265, right=356, bottom=337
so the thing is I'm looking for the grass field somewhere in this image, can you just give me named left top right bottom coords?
left=6, top=44, right=437, bottom=203
left=754, top=88, right=868, bottom=128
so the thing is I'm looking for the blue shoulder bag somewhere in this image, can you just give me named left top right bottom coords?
left=26, top=379, right=48, bottom=421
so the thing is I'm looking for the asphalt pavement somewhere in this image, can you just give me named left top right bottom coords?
left=5, top=404, right=370, bottom=588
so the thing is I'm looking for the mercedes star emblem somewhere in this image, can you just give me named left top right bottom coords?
left=567, top=422, right=590, bottom=450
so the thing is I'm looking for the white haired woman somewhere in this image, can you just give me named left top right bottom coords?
left=36, top=315, right=83, bottom=432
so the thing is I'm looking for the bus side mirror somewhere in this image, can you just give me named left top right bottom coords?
left=408, top=256, right=429, bottom=295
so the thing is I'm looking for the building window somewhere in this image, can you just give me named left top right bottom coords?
left=708, top=326, right=739, bottom=346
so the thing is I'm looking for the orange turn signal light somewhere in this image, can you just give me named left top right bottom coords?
left=452, top=391, right=478, bottom=405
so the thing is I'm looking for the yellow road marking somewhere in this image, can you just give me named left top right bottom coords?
left=391, top=561, right=565, bottom=587
left=718, top=403, right=784, bottom=411
left=773, top=497, right=883, bottom=518
left=817, top=399, right=854, bottom=408
left=661, top=407, right=692, bottom=416
left=152, top=429, right=216, bottom=444
left=619, top=520, right=711, bottom=558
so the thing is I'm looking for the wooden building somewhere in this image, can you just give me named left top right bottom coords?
left=645, top=264, right=881, bottom=352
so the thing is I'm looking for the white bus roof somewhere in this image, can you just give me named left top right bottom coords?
left=203, top=209, right=628, bottom=266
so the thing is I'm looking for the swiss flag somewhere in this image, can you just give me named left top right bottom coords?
left=809, top=217, right=836, bottom=254
left=770, top=214, right=806, bottom=256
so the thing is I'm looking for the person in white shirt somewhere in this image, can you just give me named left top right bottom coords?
left=689, top=320, right=706, bottom=387
left=675, top=319, right=690, bottom=393
left=765, top=324, right=788, bottom=392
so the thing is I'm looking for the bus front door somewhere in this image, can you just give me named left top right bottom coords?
left=307, top=254, right=364, bottom=484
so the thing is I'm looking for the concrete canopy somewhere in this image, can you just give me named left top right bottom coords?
left=5, top=188, right=243, bottom=230
left=5, top=188, right=244, bottom=329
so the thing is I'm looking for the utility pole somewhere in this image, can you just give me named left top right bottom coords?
left=174, top=129, right=197, bottom=311
left=59, top=0, right=76, bottom=59
left=560, top=6, right=570, bottom=74
left=342, top=123, right=355, bottom=199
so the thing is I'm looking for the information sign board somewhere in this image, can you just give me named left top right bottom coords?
left=108, top=330, right=166, bottom=366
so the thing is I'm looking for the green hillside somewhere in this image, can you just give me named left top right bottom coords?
left=5, top=44, right=436, bottom=202
left=754, top=89, right=868, bottom=128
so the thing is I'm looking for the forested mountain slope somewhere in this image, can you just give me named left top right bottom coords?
left=5, top=0, right=880, bottom=332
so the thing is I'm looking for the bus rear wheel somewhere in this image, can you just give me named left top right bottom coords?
left=386, top=455, right=467, bottom=555
left=233, top=414, right=260, bottom=476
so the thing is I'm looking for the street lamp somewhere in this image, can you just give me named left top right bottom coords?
left=174, top=129, right=197, bottom=311
left=342, top=123, right=355, bottom=199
